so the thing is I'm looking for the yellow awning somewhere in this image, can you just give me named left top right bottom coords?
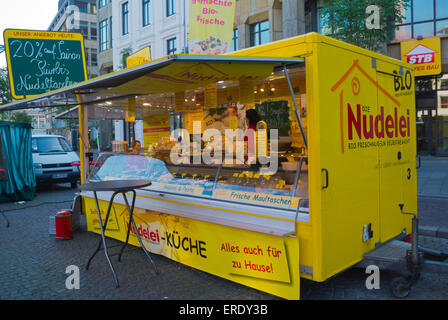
left=0, top=54, right=303, bottom=111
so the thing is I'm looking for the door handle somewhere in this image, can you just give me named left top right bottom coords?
left=322, top=168, right=329, bottom=189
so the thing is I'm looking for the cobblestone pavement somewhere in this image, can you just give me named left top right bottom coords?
left=0, top=183, right=447, bottom=300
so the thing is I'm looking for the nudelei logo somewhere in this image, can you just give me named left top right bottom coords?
left=331, top=60, right=411, bottom=154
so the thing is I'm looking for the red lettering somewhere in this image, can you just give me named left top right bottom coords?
left=399, top=116, right=407, bottom=137
left=375, top=107, right=385, bottom=138
left=385, top=115, right=394, bottom=138
left=348, top=103, right=362, bottom=140
left=362, top=114, right=374, bottom=139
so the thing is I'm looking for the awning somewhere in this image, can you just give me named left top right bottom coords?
left=0, top=54, right=304, bottom=112
left=54, top=105, right=130, bottom=120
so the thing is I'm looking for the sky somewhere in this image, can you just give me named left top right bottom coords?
left=0, top=0, right=58, bottom=68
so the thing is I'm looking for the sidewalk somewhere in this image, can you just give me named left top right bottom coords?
left=417, top=156, right=448, bottom=240
left=418, top=156, right=448, bottom=198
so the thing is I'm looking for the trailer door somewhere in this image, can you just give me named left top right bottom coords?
left=376, top=71, right=414, bottom=242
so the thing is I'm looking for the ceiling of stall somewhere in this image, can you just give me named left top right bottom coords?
left=0, top=55, right=304, bottom=113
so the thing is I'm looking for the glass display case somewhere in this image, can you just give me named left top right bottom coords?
left=88, top=152, right=308, bottom=212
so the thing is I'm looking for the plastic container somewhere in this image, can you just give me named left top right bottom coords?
left=55, top=210, right=73, bottom=239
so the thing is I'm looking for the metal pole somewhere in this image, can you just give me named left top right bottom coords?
left=283, top=64, right=308, bottom=149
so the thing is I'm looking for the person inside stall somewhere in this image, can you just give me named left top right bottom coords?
left=130, top=140, right=142, bottom=154
left=244, top=109, right=263, bottom=166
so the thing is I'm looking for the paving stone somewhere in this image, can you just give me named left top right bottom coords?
left=1, top=183, right=448, bottom=300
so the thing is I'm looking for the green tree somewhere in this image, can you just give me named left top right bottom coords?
left=11, top=111, right=33, bottom=125
left=119, top=47, right=133, bottom=69
left=320, top=0, right=410, bottom=53
left=0, top=67, right=13, bottom=121
left=0, top=67, right=12, bottom=105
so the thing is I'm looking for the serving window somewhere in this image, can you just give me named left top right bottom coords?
left=87, top=64, right=309, bottom=214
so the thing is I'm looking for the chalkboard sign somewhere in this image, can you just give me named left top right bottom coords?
left=3, top=29, right=87, bottom=99
left=255, top=100, right=290, bottom=136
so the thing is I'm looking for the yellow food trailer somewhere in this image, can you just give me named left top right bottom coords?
left=0, top=33, right=417, bottom=299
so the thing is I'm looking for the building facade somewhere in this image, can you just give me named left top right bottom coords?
left=49, top=0, right=99, bottom=78
left=386, top=0, right=448, bottom=156
left=111, top=0, right=189, bottom=71
left=97, top=0, right=114, bottom=75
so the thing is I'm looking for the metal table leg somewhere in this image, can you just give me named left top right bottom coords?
left=118, top=190, right=158, bottom=274
left=86, top=191, right=120, bottom=287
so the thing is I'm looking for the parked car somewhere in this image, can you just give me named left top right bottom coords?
left=32, top=135, right=80, bottom=188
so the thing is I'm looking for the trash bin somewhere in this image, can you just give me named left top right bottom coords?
left=55, top=210, right=72, bottom=239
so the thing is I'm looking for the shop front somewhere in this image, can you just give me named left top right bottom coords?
left=0, top=33, right=417, bottom=299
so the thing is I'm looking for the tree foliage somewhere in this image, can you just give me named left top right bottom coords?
left=11, top=111, right=33, bottom=125
left=0, top=67, right=12, bottom=105
left=320, top=0, right=410, bottom=52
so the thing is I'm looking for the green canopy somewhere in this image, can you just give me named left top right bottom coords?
left=0, top=121, right=36, bottom=202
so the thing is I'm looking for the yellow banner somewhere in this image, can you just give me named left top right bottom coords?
left=143, top=114, right=171, bottom=149
left=174, top=92, right=186, bottom=112
left=189, top=0, right=236, bottom=55
left=125, top=97, right=136, bottom=122
left=239, top=80, right=254, bottom=104
left=401, top=37, right=441, bottom=76
left=83, top=197, right=296, bottom=288
left=204, top=83, right=218, bottom=108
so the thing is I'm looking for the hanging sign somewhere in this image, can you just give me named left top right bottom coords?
left=188, top=0, right=236, bottom=55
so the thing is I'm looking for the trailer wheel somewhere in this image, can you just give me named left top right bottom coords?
left=390, top=276, right=411, bottom=298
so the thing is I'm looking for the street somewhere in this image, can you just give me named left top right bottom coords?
left=0, top=182, right=447, bottom=300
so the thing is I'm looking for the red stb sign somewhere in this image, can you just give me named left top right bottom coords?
left=406, top=44, right=436, bottom=64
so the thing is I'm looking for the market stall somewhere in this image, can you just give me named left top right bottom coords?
left=0, top=33, right=417, bottom=299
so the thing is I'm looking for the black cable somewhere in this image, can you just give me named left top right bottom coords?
left=0, top=199, right=74, bottom=214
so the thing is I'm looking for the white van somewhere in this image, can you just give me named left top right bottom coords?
left=32, top=135, right=80, bottom=188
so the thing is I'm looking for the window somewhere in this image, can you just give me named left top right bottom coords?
left=75, top=1, right=88, bottom=13
left=436, top=0, right=448, bottom=19
left=99, top=19, right=109, bottom=52
left=166, top=0, right=175, bottom=17
left=413, top=0, right=434, bottom=22
left=32, top=137, right=73, bottom=153
left=250, top=20, right=270, bottom=47
left=122, top=2, right=129, bottom=35
left=413, top=22, right=435, bottom=38
left=167, top=37, right=176, bottom=55
left=394, top=24, right=412, bottom=41
left=91, top=23, right=97, bottom=40
left=143, top=0, right=151, bottom=27
left=79, top=21, right=89, bottom=38
left=394, top=0, right=448, bottom=40
left=99, top=0, right=108, bottom=9
left=110, top=17, right=113, bottom=48
left=232, top=29, right=238, bottom=51
left=91, top=49, right=98, bottom=66
left=436, top=19, right=448, bottom=36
